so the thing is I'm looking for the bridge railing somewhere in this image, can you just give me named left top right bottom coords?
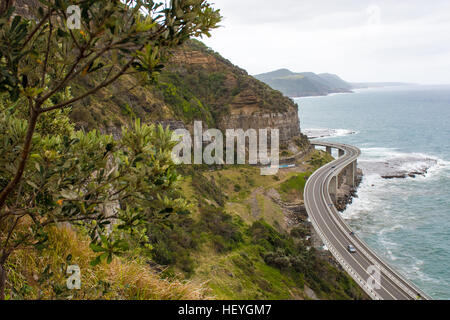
left=307, top=141, right=431, bottom=300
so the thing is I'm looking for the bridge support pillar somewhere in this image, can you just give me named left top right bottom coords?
left=346, top=161, right=357, bottom=188
left=339, top=149, right=345, bottom=158
left=330, top=175, right=338, bottom=201
left=338, top=172, right=345, bottom=188
left=326, top=146, right=332, bottom=155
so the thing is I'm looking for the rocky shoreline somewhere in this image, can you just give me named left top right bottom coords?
left=361, top=156, right=438, bottom=181
left=381, top=168, right=429, bottom=179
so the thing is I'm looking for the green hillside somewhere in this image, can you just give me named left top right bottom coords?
left=70, top=40, right=298, bottom=133
left=255, top=69, right=353, bottom=97
left=1, top=1, right=367, bottom=301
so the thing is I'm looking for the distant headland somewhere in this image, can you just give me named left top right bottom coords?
left=254, top=68, right=414, bottom=98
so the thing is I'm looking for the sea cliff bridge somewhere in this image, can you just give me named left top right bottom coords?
left=304, top=141, right=430, bottom=300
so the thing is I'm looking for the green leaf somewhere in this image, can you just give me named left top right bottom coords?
left=90, top=256, right=101, bottom=266
left=11, top=15, right=21, bottom=30
left=57, top=28, right=69, bottom=38
left=177, top=210, right=190, bottom=215
left=100, top=252, right=109, bottom=262
left=114, top=240, right=129, bottom=251
left=89, top=243, right=105, bottom=253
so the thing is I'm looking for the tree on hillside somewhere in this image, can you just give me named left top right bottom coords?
left=0, top=0, right=220, bottom=299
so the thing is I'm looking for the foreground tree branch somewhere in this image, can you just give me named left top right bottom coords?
left=0, top=107, right=39, bottom=211
left=0, top=0, right=221, bottom=300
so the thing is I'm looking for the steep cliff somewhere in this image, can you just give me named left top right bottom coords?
left=68, top=40, right=303, bottom=144
left=161, top=40, right=302, bottom=143
left=13, top=1, right=303, bottom=144
left=219, top=110, right=301, bottom=143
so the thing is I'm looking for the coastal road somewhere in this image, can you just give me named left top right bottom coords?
left=304, top=141, right=430, bottom=300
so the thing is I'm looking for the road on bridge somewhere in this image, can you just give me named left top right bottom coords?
left=304, top=141, right=430, bottom=300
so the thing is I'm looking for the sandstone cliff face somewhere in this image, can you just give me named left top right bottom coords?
left=219, top=110, right=301, bottom=143
left=170, top=50, right=223, bottom=72
left=164, top=40, right=303, bottom=144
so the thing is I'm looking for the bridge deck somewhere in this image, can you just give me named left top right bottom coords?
left=304, top=141, right=430, bottom=300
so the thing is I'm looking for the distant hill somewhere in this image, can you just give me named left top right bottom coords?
left=255, top=69, right=415, bottom=98
left=254, top=69, right=353, bottom=97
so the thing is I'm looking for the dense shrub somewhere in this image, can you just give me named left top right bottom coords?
left=249, top=220, right=287, bottom=250
left=199, top=205, right=243, bottom=253
left=290, top=225, right=309, bottom=239
left=249, top=220, right=312, bottom=274
left=191, top=172, right=228, bottom=206
left=147, top=217, right=199, bottom=275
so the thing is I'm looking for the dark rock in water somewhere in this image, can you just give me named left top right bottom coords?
left=382, top=174, right=408, bottom=179
left=382, top=169, right=428, bottom=180
left=361, top=156, right=435, bottom=180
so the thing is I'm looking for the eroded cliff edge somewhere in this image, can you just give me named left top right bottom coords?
left=70, top=39, right=304, bottom=145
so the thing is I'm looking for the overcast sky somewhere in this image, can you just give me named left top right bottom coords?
left=201, top=0, right=450, bottom=84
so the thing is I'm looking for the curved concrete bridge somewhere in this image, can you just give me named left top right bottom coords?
left=304, top=141, right=430, bottom=300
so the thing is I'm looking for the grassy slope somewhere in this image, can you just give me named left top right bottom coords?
left=175, top=150, right=367, bottom=300
left=6, top=225, right=208, bottom=300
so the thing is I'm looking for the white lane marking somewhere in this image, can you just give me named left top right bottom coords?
left=323, top=177, right=416, bottom=299
left=320, top=145, right=427, bottom=299
left=310, top=171, right=395, bottom=300
left=321, top=148, right=412, bottom=299
left=307, top=143, right=417, bottom=300
left=307, top=143, right=420, bottom=298
left=306, top=162, right=384, bottom=299
left=319, top=168, right=410, bottom=300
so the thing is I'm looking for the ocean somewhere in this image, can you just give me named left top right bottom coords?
left=295, top=85, right=450, bottom=300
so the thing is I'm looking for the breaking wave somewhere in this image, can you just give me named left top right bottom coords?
left=342, top=147, right=450, bottom=295
left=303, top=128, right=358, bottom=139
left=357, top=147, right=449, bottom=180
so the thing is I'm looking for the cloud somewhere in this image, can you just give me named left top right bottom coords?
left=202, top=0, right=450, bottom=83
left=366, top=4, right=381, bottom=25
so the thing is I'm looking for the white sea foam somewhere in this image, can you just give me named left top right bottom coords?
left=345, top=148, right=449, bottom=221
left=425, top=157, right=450, bottom=179
left=358, top=147, right=449, bottom=179
left=341, top=173, right=387, bottom=220
left=342, top=146, right=450, bottom=294
left=299, top=86, right=450, bottom=298
left=303, top=128, right=358, bottom=139
left=343, top=148, right=449, bottom=228
left=344, top=183, right=435, bottom=286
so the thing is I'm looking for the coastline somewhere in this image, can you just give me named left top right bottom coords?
left=291, top=84, right=419, bottom=100
left=304, top=142, right=431, bottom=300
left=290, top=90, right=354, bottom=99
left=297, top=85, right=450, bottom=299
